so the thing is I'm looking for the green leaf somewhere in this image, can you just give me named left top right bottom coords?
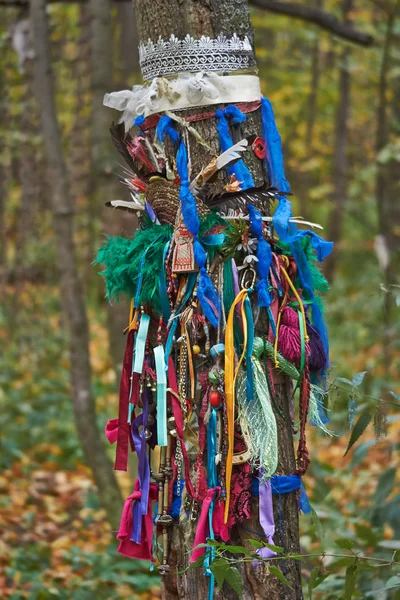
left=352, top=371, right=367, bottom=387
left=248, top=539, right=264, bottom=548
left=288, top=553, right=303, bottom=561
left=222, top=544, right=252, bottom=556
left=326, top=557, right=356, bottom=571
left=385, top=575, right=400, bottom=590
left=337, top=377, right=354, bottom=386
left=389, top=391, right=400, bottom=401
left=226, top=566, right=243, bottom=596
left=269, top=565, right=292, bottom=587
left=308, top=566, right=319, bottom=599
left=335, top=538, right=355, bottom=550
left=358, top=559, right=378, bottom=571
left=344, top=412, right=371, bottom=456
left=374, top=467, right=396, bottom=506
left=264, top=543, right=284, bottom=553
left=210, top=557, right=230, bottom=589
left=344, top=565, right=358, bottom=599
left=311, top=507, right=324, bottom=540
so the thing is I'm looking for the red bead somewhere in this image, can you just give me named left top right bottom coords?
left=252, top=136, right=266, bottom=159
left=210, top=391, right=221, bottom=409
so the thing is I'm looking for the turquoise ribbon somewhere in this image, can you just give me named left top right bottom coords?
left=159, top=241, right=171, bottom=322
left=154, top=344, right=168, bottom=447
left=205, top=409, right=217, bottom=600
left=244, top=295, right=255, bottom=401
left=133, top=314, right=150, bottom=374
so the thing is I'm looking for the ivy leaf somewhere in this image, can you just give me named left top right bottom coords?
left=226, top=566, right=243, bottom=596
left=311, top=507, right=324, bottom=540
left=210, top=557, right=230, bottom=589
left=344, top=565, right=358, bottom=599
left=335, top=538, right=355, bottom=550
left=352, top=371, right=367, bottom=387
left=344, top=413, right=371, bottom=456
left=269, top=566, right=292, bottom=587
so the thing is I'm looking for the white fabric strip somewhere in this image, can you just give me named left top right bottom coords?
left=103, top=73, right=261, bottom=130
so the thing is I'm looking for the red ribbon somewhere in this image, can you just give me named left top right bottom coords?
left=114, top=330, right=134, bottom=471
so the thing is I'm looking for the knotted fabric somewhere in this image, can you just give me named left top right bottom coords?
left=117, top=479, right=158, bottom=561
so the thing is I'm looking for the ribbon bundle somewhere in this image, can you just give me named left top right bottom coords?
left=98, top=50, right=333, bottom=588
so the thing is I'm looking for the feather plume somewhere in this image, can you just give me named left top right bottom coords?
left=190, top=138, right=250, bottom=193
left=105, top=199, right=145, bottom=213
left=109, top=122, right=139, bottom=175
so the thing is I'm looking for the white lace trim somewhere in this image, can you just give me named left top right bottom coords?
left=139, top=34, right=254, bottom=80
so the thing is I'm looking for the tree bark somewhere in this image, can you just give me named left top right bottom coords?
left=324, top=0, right=352, bottom=282
left=29, top=0, right=122, bottom=531
left=1, top=0, right=375, bottom=46
left=132, top=1, right=303, bottom=598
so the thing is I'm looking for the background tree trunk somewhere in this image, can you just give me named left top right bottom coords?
left=29, top=0, right=122, bottom=531
left=324, top=0, right=352, bottom=282
left=90, top=0, right=137, bottom=371
left=132, top=1, right=303, bottom=598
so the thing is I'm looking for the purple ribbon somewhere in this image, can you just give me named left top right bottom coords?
left=130, top=389, right=150, bottom=543
left=256, top=480, right=277, bottom=560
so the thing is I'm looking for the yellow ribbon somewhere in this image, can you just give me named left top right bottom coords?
left=224, top=288, right=250, bottom=523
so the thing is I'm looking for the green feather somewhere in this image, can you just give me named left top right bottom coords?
left=94, top=223, right=172, bottom=313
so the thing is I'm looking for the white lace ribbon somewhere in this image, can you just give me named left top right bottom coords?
left=103, top=74, right=261, bottom=130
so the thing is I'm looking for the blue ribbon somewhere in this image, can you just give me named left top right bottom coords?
left=156, top=116, right=220, bottom=328
left=252, top=475, right=311, bottom=514
left=170, top=479, right=185, bottom=518
left=215, top=105, right=254, bottom=191
left=248, top=204, right=273, bottom=308
left=261, top=95, right=332, bottom=368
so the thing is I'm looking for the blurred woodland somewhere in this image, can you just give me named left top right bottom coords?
left=0, top=0, right=399, bottom=598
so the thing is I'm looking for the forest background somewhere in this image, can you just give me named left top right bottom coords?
left=0, top=0, right=399, bottom=598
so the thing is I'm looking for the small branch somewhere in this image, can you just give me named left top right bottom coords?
left=1, top=0, right=374, bottom=46
left=250, top=0, right=374, bottom=46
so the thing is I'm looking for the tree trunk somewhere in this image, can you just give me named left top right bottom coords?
left=324, top=0, right=352, bottom=282
left=90, top=0, right=138, bottom=371
left=374, top=6, right=399, bottom=377
left=132, top=1, right=303, bottom=598
left=29, top=0, right=122, bottom=531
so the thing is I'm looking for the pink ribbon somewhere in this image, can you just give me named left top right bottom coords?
left=117, top=479, right=158, bottom=561
left=190, top=487, right=228, bottom=563
left=105, top=418, right=119, bottom=444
